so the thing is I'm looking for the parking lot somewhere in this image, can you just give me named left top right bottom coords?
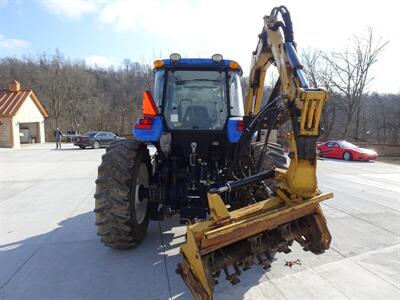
left=0, top=143, right=399, bottom=300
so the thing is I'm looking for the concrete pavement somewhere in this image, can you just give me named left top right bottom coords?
left=0, top=143, right=399, bottom=299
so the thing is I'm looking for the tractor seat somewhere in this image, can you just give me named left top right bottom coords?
left=182, top=105, right=212, bottom=129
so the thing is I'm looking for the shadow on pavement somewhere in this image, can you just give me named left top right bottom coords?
left=0, top=212, right=265, bottom=300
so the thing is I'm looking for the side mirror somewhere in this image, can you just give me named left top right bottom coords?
left=142, top=90, right=158, bottom=117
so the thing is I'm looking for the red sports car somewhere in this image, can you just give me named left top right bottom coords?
left=317, top=140, right=378, bottom=161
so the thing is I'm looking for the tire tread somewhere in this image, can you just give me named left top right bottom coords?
left=94, top=139, right=149, bottom=249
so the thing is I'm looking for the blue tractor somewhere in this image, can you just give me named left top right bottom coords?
left=94, top=53, right=286, bottom=249
left=94, top=7, right=333, bottom=299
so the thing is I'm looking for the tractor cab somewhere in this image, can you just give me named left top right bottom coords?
left=132, top=54, right=247, bottom=220
left=156, top=54, right=244, bottom=131
left=134, top=54, right=245, bottom=160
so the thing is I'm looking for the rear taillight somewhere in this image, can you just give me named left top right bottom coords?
left=237, top=120, right=244, bottom=131
left=80, top=136, right=89, bottom=141
left=135, top=118, right=153, bottom=129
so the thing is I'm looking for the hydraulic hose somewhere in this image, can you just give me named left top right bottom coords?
left=209, top=170, right=275, bottom=194
left=270, top=6, right=294, bottom=43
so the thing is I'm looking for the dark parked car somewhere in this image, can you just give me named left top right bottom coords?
left=74, top=131, right=126, bottom=149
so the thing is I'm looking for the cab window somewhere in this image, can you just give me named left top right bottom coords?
left=164, top=70, right=227, bottom=130
left=229, top=72, right=244, bottom=116
left=153, top=70, right=165, bottom=108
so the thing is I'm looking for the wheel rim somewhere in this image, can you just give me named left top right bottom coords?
left=94, top=142, right=99, bottom=149
left=344, top=152, right=350, bottom=160
left=134, top=163, right=149, bottom=224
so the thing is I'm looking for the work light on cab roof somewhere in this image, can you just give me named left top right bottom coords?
left=170, top=53, right=181, bottom=62
left=211, top=53, right=223, bottom=63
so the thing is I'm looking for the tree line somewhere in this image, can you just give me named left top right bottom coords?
left=301, top=28, right=398, bottom=144
left=0, top=51, right=154, bottom=139
left=0, top=28, right=398, bottom=144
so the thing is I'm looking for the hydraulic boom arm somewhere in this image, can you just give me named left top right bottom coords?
left=245, top=6, right=310, bottom=116
left=177, top=6, right=333, bottom=300
left=244, top=5, right=330, bottom=200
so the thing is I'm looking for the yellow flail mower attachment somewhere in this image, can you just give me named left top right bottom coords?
left=175, top=6, right=334, bottom=297
left=176, top=169, right=333, bottom=300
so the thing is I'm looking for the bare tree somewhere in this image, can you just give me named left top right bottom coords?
left=64, top=65, right=93, bottom=131
left=385, top=94, right=400, bottom=144
left=323, top=28, right=388, bottom=139
left=45, top=52, right=67, bottom=130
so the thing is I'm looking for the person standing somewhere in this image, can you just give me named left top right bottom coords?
left=54, top=128, right=63, bottom=149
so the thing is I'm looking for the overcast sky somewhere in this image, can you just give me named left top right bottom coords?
left=0, top=0, right=399, bottom=93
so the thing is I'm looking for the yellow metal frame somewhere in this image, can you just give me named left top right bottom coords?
left=180, top=191, right=333, bottom=300
left=178, top=9, right=333, bottom=300
left=298, top=89, right=329, bottom=136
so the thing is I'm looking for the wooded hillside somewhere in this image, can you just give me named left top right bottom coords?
left=0, top=51, right=154, bottom=139
left=0, top=42, right=398, bottom=144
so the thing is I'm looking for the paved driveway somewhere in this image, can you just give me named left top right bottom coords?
left=0, top=143, right=399, bottom=299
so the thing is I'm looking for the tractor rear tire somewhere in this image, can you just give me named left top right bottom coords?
left=251, top=141, right=288, bottom=171
left=235, top=142, right=288, bottom=207
left=252, top=142, right=287, bottom=197
left=94, top=139, right=151, bottom=249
